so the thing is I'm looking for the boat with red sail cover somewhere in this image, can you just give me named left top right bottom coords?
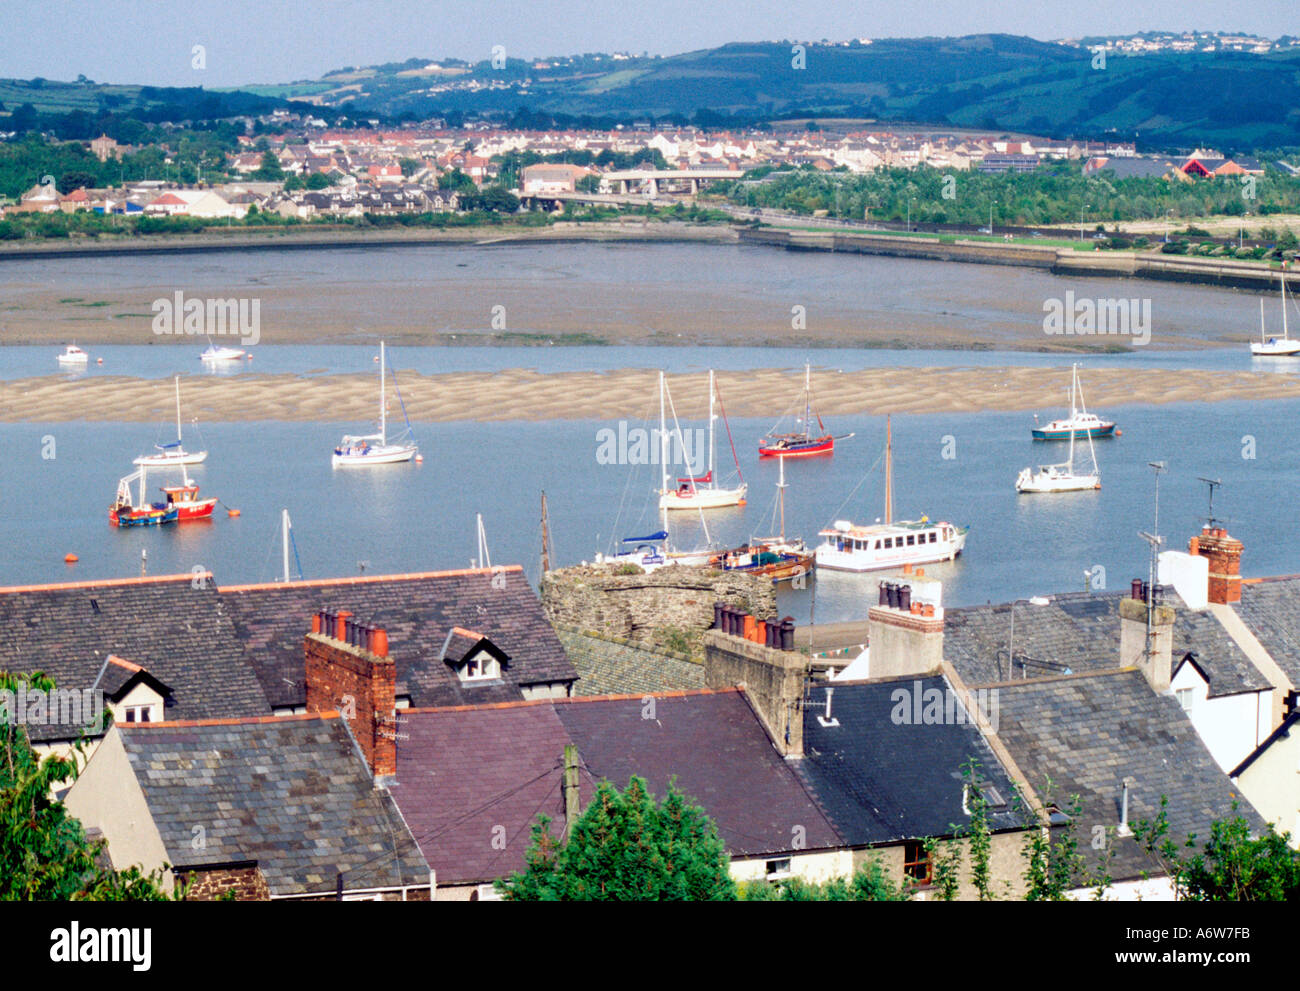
left=759, top=363, right=853, bottom=458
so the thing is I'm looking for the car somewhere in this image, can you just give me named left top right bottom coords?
left=1092, top=232, right=1108, bottom=239
left=978, top=226, right=992, bottom=234
left=1030, top=231, right=1044, bottom=238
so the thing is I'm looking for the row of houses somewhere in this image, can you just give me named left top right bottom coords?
left=6, top=509, right=1300, bottom=900
left=1083, top=148, right=1266, bottom=181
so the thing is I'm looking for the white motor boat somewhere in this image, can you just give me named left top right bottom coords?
left=57, top=344, right=89, bottom=365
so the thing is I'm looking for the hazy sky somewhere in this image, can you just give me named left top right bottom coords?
left=5, top=0, right=1297, bottom=87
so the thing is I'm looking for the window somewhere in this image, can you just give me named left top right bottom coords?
left=1176, top=687, right=1194, bottom=712
left=461, top=652, right=501, bottom=682
left=929, top=532, right=937, bottom=543
left=765, top=858, right=792, bottom=880
left=874, top=540, right=882, bottom=550
left=884, top=538, right=893, bottom=549
left=903, top=841, right=932, bottom=884
left=907, top=534, right=916, bottom=546
left=124, top=705, right=156, bottom=723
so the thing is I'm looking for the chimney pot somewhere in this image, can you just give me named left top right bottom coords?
left=780, top=617, right=795, bottom=651
left=335, top=610, right=353, bottom=641
left=371, top=628, right=388, bottom=657
left=311, top=613, right=322, bottom=634
left=713, top=602, right=724, bottom=629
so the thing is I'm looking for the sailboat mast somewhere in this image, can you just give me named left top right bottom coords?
left=540, top=491, right=551, bottom=574
left=1261, top=298, right=1267, bottom=343
left=379, top=342, right=387, bottom=445
left=708, top=369, right=715, bottom=486
left=659, top=371, right=669, bottom=534
left=174, top=376, right=182, bottom=442
left=804, top=362, right=812, bottom=436
left=778, top=454, right=786, bottom=542
left=476, top=513, right=491, bottom=569
left=884, top=416, right=893, bottom=525
left=282, top=509, right=291, bottom=583
left=1283, top=265, right=1290, bottom=340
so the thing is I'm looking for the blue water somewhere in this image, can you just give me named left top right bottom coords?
left=9, top=343, right=1300, bottom=382
left=4, top=402, right=1295, bottom=624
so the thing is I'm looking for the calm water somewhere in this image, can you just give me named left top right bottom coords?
left=3, top=402, right=1295, bottom=624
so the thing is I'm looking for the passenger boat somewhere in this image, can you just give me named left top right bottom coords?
left=134, top=376, right=208, bottom=466
left=813, top=416, right=968, bottom=573
left=659, top=370, right=747, bottom=510
left=715, top=457, right=814, bottom=582
left=1031, top=364, right=1115, bottom=440
left=759, top=363, right=853, bottom=457
left=57, top=344, right=89, bottom=365
left=332, top=341, right=419, bottom=467
left=109, top=467, right=178, bottom=527
left=1250, top=264, right=1300, bottom=357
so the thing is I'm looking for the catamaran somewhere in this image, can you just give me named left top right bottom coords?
left=134, top=376, right=208, bottom=466
left=1250, top=264, right=1300, bottom=357
left=659, top=370, right=747, bottom=510
left=759, top=363, right=853, bottom=457
left=814, top=417, right=968, bottom=572
left=57, top=344, right=89, bottom=366
left=1031, top=364, right=1115, bottom=440
left=1016, top=407, right=1101, bottom=494
left=332, top=341, right=419, bottom=467
left=109, top=465, right=178, bottom=527
left=716, top=456, right=814, bottom=582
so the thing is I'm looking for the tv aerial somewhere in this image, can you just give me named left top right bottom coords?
left=1197, top=477, right=1230, bottom=529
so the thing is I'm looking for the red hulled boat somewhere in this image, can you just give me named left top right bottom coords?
left=758, top=363, right=852, bottom=458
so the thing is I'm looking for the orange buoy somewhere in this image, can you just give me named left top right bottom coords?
left=227, top=508, right=241, bottom=517
left=64, top=553, right=79, bottom=564
left=415, top=454, right=424, bottom=463
left=1115, top=428, right=1123, bottom=437
left=96, top=358, right=103, bottom=365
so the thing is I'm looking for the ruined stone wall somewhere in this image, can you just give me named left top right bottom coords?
left=540, top=565, right=776, bottom=658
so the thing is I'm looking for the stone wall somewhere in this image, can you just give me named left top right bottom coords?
left=177, top=864, right=271, bottom=901
left=540, top=564, right=776, bottom=658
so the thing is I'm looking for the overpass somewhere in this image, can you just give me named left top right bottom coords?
left=601, top=168, right=744, bottom=195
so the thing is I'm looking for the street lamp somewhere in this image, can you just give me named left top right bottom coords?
left=907, top=198, right=915, bottom=232
left=989, top=200, right=995, bottom=236
left=1005, top=595, right=1051, bottom=680
left=1165, top=209, right=1173, bottom=244
left=1079, top=203, right=1090, bottom=241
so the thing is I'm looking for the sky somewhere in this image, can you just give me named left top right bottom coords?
left=2, top=0, right=1297, bottom=87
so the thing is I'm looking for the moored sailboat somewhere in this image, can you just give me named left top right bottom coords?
left=332, top=341, right=419, bottom=467
left=1250, top=263, right=1300, bottom=357
left=134, top=376, right=208, bottom=466
left=716, top=456, right=814, bottom=583
left=1031, top=364, right=1116, bottom=440
left=1016, top=401, right=1101, bottom=494
left=659, top=370, right=747, bottom=510
left=759, top=363, right=853, bottom=457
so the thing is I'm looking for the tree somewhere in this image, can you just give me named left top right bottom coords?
left=437, top=168, right=476, bottom=193
left=739, top=858, right=908, bottom=901
left=1, top=671, right=172, bottom=900
left=56, top=172, right=96, bottom=195
left=497, top=776, right=736, bottom=901
left=462, top=185, right=520, bottom=213
left=1131, top=798, right=1300, bottom=901
left=251, top=150, right=284, bottom=181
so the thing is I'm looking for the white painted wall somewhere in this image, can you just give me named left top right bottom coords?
left=1171, top=662, right=1271, bottom=772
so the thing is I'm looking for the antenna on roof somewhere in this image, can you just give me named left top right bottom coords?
left=1197, top=476, right=1225, bottom=529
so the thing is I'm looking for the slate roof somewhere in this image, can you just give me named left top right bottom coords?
left=219, top=567, right=576, bottom=711
left=554, top=690, right=841, bottom=859
left=390, top=688, right=842, bottom=886
left=118, top=713, right=429, bottom=897
left=993, top=669, right=1264, bottom=882
left=391, top=702, right=595, bottom=886
left=0, top=575, right=270, bottom=742
left=943, top=589, right=1271, bottom=698
left=1233, top=576, right=1300, bottom=688
left=796, top=676, right=1024, bottom=847
left=556, top=628, right=704, bottom=696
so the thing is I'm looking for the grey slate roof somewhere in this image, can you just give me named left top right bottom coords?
left=557, top=628, right=705, bottom=696
left=994, top=669, right=1264, bottom=883
left=796, top=676, right=1024, bottom=847
left=0, top=575, right=270, bottom=742
left=555, top=690, right=842, bottom=859
left=219, top=567, right=576, bottom=710
left=943, top=589, right=1271, bottom=698
left=1234, top=576, right=1300, bottom=688
left=119, top=713, right=429, bottom=897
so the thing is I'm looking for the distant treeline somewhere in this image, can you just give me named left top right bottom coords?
left=725, top=164, right=1300, bottom=228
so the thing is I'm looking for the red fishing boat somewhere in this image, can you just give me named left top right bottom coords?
left=109, top=467, right=178, bottom=528
left=758, top=363, right=853, bottom=458
left=160, top=480, right=218, bottom=521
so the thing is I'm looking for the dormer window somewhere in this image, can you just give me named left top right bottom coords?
left=124, top=704, right=157, bottom=723
left=461, top=651, right=501, bottom=682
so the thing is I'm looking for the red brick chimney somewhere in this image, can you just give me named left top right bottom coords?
left=1189, top=526, right=1243, bottom=605
left=305, top=610, right=396, bottom=780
